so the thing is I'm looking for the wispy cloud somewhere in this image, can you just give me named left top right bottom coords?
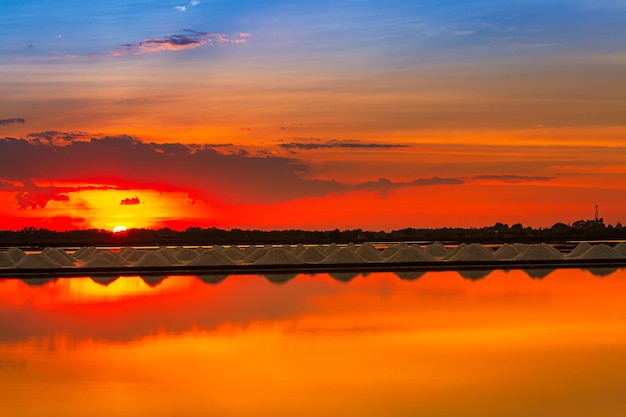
left=173, top=5, right=186, bottom=12
left=0, top=180, right=118, bottom=210
left=473, top=175, right=554, bottom=183
left=279, top=139, right=409, bottom=152
left=0, top=118, right=25, bottom=126
left=110, top=30, right=250, bottom=56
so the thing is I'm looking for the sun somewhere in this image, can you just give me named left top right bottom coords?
left=112, top=225, right=128, bottom=233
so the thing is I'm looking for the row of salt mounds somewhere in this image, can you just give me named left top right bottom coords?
left=446, top=243, right=498, bottom=262
left=82, top=251, right=129, bottom=268
left=352, top=242, right=385, bottom=262
left=576, top=244, right=624, bottom=260
left=72, top=246, right=99, bottom=261
left=0, top=252, right=15, bottom=268
left=616, top=242, right=626, bottom=256
left=41, top=248, right=75, bottom=267
left=254, top=248, right=302, bottom=265
left=514, top=243, right=563, bottom=261
left=494, top=243, right=522, bottom=260
left=298, top=246, right=327, bottom=263
left=424, top=242, right=448, bottom=259
left=12, top=253, right=68, bottom=269
left=386, top=245, right=434, bottom=262
left=567, top=242, right=593, bottom=258
left=188, top=249, right=236, bottom=266
left=319, top=248, right=365, bottom=264
left=6, top=248, right=26, bottom=263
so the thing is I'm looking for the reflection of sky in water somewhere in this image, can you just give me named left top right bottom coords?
left=1, top=269, right=626, bottom=416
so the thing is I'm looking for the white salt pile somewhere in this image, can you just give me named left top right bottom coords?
left=156, top=248, right=184, bottom=265
left=0, top=252, right=14, bottom=268
left=254, top=248, right=303, bottom=265
left=424, top=242, right=448, bottom=259
left=615, top=242, right=626, bottom=256
left=443, top=243, right=468, bottom=260
left=244, top=245, right=259, bottom=256
left=292, top=243, right=306, bottom=256
left=298, top=246, right=327, bottom=263
left=187, top=250, right=236, bottom=266
left=222, top=248, right=246, bottom=261
left=133, top=251, right=174, bottom=267
left=124, top=249, right=148, bottom=263
left=41, top=248, right=75, bottom=267
left=118, top=246, right=137, bottom=259
left=244, top=248, right=270, bottom=263
left=175, top=248, right=200, bottom=261
left=13, top=254, right=64, bottom=269
left=568, top=242, right=592, bottom=258
left=82, top=251, right=129, bottom=268
left=381, top=244, right=403, bottom=259
left=386, top=246, right=434, bottom=263
left=6, top=247, right=26, bottom=263
left=493, top=243, right=521, bottom=260
left=72, top=246, right=98, bottom=261
left=576, top=244, right=624, bottom=260
left=324, top=243, right=339, bottom=254
left=512, top=243, right=530, bottom=252
left=319, top=248, right=365, bottom=264
left=447, top=243, right=497, bottom=262
left=514, top=245, right=563, bottom=261
left=353, top=243, right=385, bottom=262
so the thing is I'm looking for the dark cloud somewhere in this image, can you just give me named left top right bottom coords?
left=279, top=139, right=409, bottom=151
left=0, top=118, right=25, bottom=126
left=473, top=175, right=554, bottom=183
left=0, top=180, right=118, bottom=209
left=0, top=135, right=464, bottom=207
left=120, top=196, right=140, bottom=205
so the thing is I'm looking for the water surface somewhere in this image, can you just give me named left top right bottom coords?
left=1, top=269, right=626, bottom=416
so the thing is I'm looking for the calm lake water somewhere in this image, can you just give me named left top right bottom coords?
left=1, top=268, right=626, bottom=417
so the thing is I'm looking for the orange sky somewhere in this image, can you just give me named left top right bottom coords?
left=1, top=1, right=625, bottom=231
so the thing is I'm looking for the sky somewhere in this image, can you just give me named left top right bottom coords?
left=1, top=0, right=625, bottom=232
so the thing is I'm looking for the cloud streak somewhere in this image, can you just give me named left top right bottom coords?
left=0, top=118, right=25, bottom=126
left=120, top=196, right=141, bottom=205
left=279, top=140, right=409, bottom=152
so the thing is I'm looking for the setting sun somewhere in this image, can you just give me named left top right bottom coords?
left=112, top=225, right=128, bottom=233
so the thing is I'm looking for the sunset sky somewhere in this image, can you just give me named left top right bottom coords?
left=1, top=0, right=625, bottom=231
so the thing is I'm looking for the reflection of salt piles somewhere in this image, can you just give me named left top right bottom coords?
left=298, top=246, right=327, bottom=263
left=458, top=269, right=492, bottom=280
left=175, top=247, right=200, bottom=262
left=494, top=243, right=521, bottom=260
left=394, top=271, right=426, bottom=280
left=353, top=243, right=384, bottom=262
left=255, top=248, right=302, bottom=265
left=320, top=248, right=365, bottom=264
left=0, top=252, right=14, bottom=268
left=424, top=242, right=448, bottom=259
left=447, top=243, right=497, bottom=262
left=443, top=243, right=467, bottom=260
left=577, top=244, right=624, bottom=259
left=263, top=273, right=298, bottom=284
left=522, top=268, right=555, bottom=279
left=81, top=251, right=128, bottom=268
left=514, top=244, right=563, bottom=261
left=91, top=276, right=119, bottom=286
left=567, top=242, right=592, bottom=258
left=6, top=247, right=26, bottom=263
left=386, top=246, right=434, bottom=262
left=156, top=248, right=183, bottom=265
left=13, top=254, right=63, bottom=269
left=187, top=249, right=236, bottom=266
left=141, top=276, right=166, bottom=286
left=133, top=251, right=173, bottom=267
